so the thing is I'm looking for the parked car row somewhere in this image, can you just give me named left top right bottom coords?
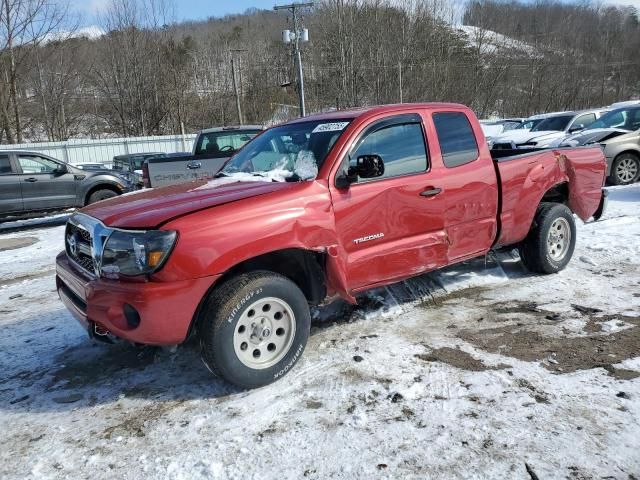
left=3, top=97, right=637, bottom=219
left=484, top=100, right=640, bottom=185
left=0, top=125, right=263, bottom=217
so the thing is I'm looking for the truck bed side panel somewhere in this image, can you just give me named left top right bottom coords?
left=495, top=147, right=605, bottom=247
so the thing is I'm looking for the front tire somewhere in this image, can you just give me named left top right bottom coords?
left=87, top=189, right=118, bottom=204
left=199, top=271, right=310, bottom=389
left=608, top=153, right=640, bottom=185
left=519, top=202, right=576, bottom=274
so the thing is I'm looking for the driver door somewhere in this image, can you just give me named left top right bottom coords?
left=16, top=154, right=77, bottom=211
left=330, top=114, right=450, bottom=291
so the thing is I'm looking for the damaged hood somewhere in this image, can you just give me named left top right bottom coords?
left=552, top=128, right=634, bottom=147
left=81, top=178, right=296, bottom=228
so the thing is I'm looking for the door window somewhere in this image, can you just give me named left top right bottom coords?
left=349, top=122, right=428, bottom=182
left=433, top=112, right=479, bottom=168
left=0, top=154, right=11, bottom=174
left=18, top=155, right=58, bottom=174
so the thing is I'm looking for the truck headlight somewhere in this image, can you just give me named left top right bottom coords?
left=101, top=230, right=177, bottom=277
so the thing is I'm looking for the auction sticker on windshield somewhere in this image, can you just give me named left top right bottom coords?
left=312, top=122, right=350, bottom=133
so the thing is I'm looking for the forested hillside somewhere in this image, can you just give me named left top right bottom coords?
left=1, top=0, right=638, bottom=143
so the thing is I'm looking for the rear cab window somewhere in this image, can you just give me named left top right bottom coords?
left=433, top=112, right=479, bottom=167
left=195, top=130, right=261, bottom=156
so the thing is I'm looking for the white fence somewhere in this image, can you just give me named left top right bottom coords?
left=0, top=134, right=197, bottom=165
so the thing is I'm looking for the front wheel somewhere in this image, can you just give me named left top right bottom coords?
left=519, top=202, right=577, bottom=274
left=199, top=271, right=310, bottom=388
left=608, top=153, right=640, bottom=185
left=87, top=188, right=118, bottom=205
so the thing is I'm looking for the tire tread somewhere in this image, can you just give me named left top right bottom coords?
left=519, top=202, right=576, bottom=274
left=199, top=271, right=307, bottom=387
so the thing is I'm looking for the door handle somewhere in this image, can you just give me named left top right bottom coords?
left=24, top=177, right=38, bottom=182
left=420, top=187, right=442, bottom=197
left=186, top=161, right=202, bottom=170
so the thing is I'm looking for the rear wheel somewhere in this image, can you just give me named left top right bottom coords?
left=87, top=188, right=118, bottom=204
left=519, top=202, right=576, bottom=274
left=199, top=271, right=310, bottom=388
left=608, top=153, right=640, bottom=185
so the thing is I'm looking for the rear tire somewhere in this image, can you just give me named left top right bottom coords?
left=608, top=153, right=640, bottom=185
left=519, top=202, right=576, bottom=274
left=87, top=189, right=118, bottom=204
left=199, top=271, right=310, bottom=389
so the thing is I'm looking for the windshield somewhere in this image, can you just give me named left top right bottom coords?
left=587, top=107, right=640, bottom=131
left=531, top=115, right=574, bottom=132
left=500, top=121, right=522, bottom=132
left=516, top=118, right=543, bottom=130
left=220, top=120, right=351, bottom=181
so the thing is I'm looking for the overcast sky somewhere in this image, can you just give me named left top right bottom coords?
left=72, top=0, right=638, bottom=27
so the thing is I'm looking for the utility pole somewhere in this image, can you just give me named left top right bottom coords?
left=398, top=61, right=403, bottom=104
left=230, top=49, right=246, bottom=125
left=275, top=2, right=313, bottom=117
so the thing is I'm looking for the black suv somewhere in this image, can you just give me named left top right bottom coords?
left=0, top=150, right=131, bottom=217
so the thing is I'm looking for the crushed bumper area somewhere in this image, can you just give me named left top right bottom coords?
left=55, top=251, right=220, bottom=345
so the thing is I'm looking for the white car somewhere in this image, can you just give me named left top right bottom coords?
left=609, top=100, right=640, bottom=109
left=489, top=109, right=608, bottom=149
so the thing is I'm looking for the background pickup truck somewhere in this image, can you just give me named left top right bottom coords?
left=142, top=126, right=263, bottom=188
left=0, top=150, right=131, bottom=217
left=56, top=103, right=607, bottom=389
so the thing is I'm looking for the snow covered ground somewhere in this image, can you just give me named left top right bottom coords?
left=1, top=185, right=639, bottom=479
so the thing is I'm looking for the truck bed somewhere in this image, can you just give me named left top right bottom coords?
left=491, top=146, right=607, bottom=247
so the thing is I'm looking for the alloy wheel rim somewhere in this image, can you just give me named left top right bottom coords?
left=547, top=217, right=571, bottom=262
left=616, top=158, right=638, bottom=183
left=233, top=297, right=296, bottom=370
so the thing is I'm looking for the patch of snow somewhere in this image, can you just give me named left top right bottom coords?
left=41, top=26, right=105, bottom=45
left=457, top=25, right=540, bottom=56
left=0, top=184, right=639, bottom=479
left=0, top=211, right=72, bottom=232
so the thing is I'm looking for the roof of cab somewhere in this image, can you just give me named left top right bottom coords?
left=285, top=102, right=470, bottom=124
left=199, top=125, right=264, bottom=134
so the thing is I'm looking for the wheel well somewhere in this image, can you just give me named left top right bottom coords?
left=540, top=182, right=568, bottom=205
left=84, top=184, right=120, bottom=205
left=613, top=150, right=640, bottom=162
left=219, top=248, right=327, bottom=305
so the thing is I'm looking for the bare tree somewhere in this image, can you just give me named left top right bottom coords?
left=0, top=0, right=69, bottom=142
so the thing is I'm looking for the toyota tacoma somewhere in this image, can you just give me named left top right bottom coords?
left=56, top=103, right=607, bottom=388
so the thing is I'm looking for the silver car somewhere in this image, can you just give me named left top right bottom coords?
left=556, top=106, right=640, bottom=185
left=490, top=108, right=608, bottom=149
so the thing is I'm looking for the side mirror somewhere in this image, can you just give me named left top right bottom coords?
left=352, top=154, right=385, bottom=179
left=335, top=154, right=385, bottom=188
left=569, top=124, right=585, bottom=133
left=53, top=164, right=67, bottom=175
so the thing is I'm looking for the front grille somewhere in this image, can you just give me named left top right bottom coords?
left=66, top=222, right=95, bottom=275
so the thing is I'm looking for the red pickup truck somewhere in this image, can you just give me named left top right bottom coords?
left=56, top=103, right=607, bottom=388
